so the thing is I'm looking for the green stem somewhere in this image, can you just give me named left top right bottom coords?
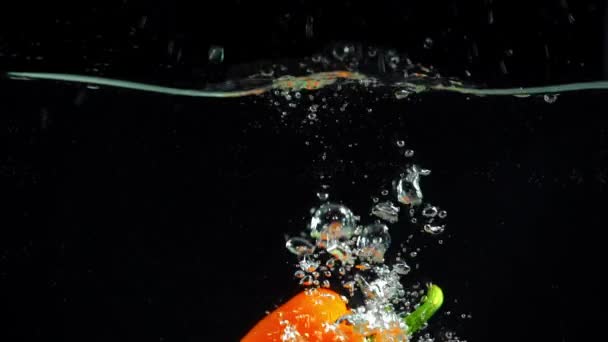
left=404, top=284, right=444, bottom=336
left=363, top=284, right=443, bottom=341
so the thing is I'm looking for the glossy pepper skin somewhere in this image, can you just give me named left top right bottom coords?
left=241, top=288, right=363, bottom=342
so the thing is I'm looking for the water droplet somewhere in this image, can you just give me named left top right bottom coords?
left=568, top=13, right=575, bottom=23
left=338, top=267, right=346, bottom=275
left=423, top=37, right=434, bottom=49
left=499, top=60, right=508, bottom=74
left=208, top=46, right=224, bottom=64
left=305, top=16, right=314, bottom=38
left=371, top=201, right=400, bottom=223
left=404, top=149, right=415, bottom=157
left=409, top=251, right=418, bottom=258
left=332, top=43, right=354, bottom=61
left=325, top=258, right=336, bottom=269
left=438, top=210, right=448, bottom=219
left=423, top=224, right=445, bottom=235
left=543, top=94, right=558, bottom=104
left=395, top=89, right=412, bottom=99
left=396, top=140, right=405, bottom=147
left=396, top=165, right=426, bottom=206
left=322, top=280, right=330, bottom=288
left=286, top=237, right=315, bottom=256
left=316, top=192, right=329, bottom=201
left=294, top=270, right=306, bottom=278
left=372, top=197, right=379, bottom=203
left=324, top=270, right=332, bottom=278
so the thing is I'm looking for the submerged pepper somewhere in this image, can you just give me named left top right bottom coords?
left=241, top=284, right=443, bottom=341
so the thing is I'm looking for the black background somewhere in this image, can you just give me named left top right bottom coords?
left=1, top=1, right=607, bottom=341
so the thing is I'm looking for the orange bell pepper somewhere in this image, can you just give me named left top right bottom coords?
left=241, top=288, right=362, bottom=342
left=242, top=284, right=443, bottom=342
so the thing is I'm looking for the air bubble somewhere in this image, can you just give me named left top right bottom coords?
left=393, top=262, right=411, bottom=275
left=544, top=94, right=558, bottom=104
left=422, top=206, right=438, bottom=218
left=286, top=237, right=315, bottom=256
left=299, top=258, right=320, bottom=272
left=371, top=201, right=400, bottom=223
left=396, top=165, right=426, bottom=206
left=423, top=224, right=445, bottom=235
left=317, top=192, right=329, bottom=201
left=395, top=89, right=412, bottom=99
left=423, top=38, right=434, bottom=49
left=356, top=223, right=391, bottom=263
left=404, top=149, right=415, bottom=157
left=300, top=275, right=313, bottom=286
left=310, top=203, right=356, bottom=241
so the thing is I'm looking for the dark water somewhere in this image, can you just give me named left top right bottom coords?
left=2, top=1, right=607, bottom=341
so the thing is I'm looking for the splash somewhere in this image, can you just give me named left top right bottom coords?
left=6, top=43, right=608, bottom=99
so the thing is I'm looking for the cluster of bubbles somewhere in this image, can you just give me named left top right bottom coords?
left=414, top=331, right=468, bottom=342
left=245, top=42, right=448, bottom=120
left=283, top=150, right=450, bottom=339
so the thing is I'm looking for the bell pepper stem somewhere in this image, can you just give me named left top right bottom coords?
left=404, top=283, right=444, bottom=335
